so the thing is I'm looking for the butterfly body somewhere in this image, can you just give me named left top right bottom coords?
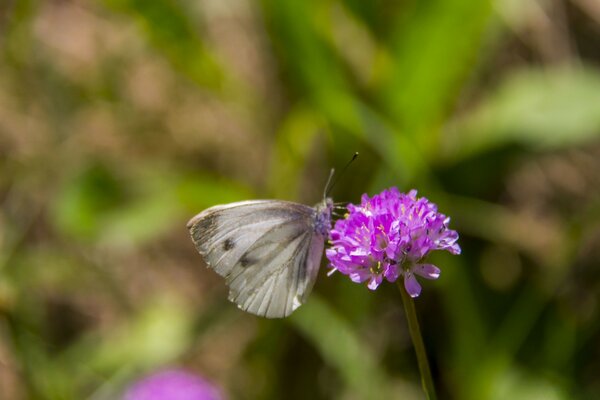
left=188, top=198, right=332, bottom=318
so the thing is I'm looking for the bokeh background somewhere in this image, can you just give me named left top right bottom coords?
left=2, top=0, right=600, bottom=399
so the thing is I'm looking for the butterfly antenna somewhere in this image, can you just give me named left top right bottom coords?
left=323, top=168, right=335, bottom=199
left=324, top=152, right=359, bottom=198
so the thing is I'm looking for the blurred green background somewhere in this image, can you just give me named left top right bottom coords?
left=2, top=0, right=600, bottom=399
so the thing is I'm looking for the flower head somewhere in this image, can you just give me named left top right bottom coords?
left=326, top=188, right=460, bottom=297
left=124, top=369, right=223, bottom=400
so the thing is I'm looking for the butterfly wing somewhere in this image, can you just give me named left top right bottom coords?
left=187, top=200, right=325, bottom=318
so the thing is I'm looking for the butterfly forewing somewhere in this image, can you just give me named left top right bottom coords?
left=187, top=200, right=326, bottom=318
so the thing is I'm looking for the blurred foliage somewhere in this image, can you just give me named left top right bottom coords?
left=1, top=0, right=600, bottom=399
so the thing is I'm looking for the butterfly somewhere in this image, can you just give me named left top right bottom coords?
left=187, top=196, right=333, bottom=318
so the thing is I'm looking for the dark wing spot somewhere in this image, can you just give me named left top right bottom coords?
left=190, top=213, right=217, bottom=242
left=240, top=255, right=254, bottom=268
left=223, top=238, right=235, bottom=251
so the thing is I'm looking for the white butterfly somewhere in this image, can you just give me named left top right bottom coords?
left=187, top=197, right=333, bottom=318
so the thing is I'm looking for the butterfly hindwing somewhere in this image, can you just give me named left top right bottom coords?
left=188, top=200, right=325, bottom=318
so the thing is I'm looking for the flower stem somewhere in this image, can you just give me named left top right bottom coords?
left=397, top=281, right=437, bottom=400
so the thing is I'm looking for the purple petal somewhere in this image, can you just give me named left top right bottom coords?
left=325, top=248, right=337, bottom=259
left=404, top=273, right=421, bottom=298
left=323, top=186, right=460, bottom=292
left=413, top=264, right=441, bottom=280
left=383, top=264, right=400, bottom=282
left=360, top=193, right=371, bottom=205
left=385, top=241, right=399, bottom=259
left=448, top=243, right=461, bottom=255
left=367, top=274, right=383, bottom=290
left=350, top=269, right=371, bottom=283
left=349, top=248, right=369, bottom=257
left=349, top=272, right=364, bottom=283
left=124, top=369, right=222, bottom=400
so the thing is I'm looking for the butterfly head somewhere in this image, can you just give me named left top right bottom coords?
left=314, top=197, right=333, bottom=236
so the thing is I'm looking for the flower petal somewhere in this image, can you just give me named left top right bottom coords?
left=413, top=264, right=441, bottom=280
left=384, top=264, right=400, bottom=282
left=404, top=273, right=421, bottom=298
left=367, top=274, right=383, bottom=290
left=349, top=269, right=371, bottom=283
left=326, top=186, right=460, bottom=294
left=325, top=248, right=337, bottom=259
left=448, top=243, right=461, bottom=255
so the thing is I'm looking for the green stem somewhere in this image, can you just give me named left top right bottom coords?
left=397, top=281, right=437, bottom=400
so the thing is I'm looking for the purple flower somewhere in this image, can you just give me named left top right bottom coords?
left=326, top=188, right=460, bottom=297
left=124, top=369, right=223, bottom=400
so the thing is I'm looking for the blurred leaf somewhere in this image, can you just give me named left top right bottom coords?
left=101, top=171, right=254, bottom=247
left=380, top=0, right=493, bottom=153
left=53, top=164, right=253, bottom=246
left=323, top=3, right=378, bottom=87
left=269, top=105, right=326, bottom=200
left=290, top=295, right=416, bottom=400
left=435, top=255, right=487, bottom=381
left=444, top=67, right=600, bottom=161
left=263, top=0, right=432, bottom=182
left=100, top=0, right=223, bottom=89
left=177, top=172, right=255, bottom=211
left=441, top=194, right=566, bottom=266
left=262, top=0, right=382, bottom=177
left=100, top=188, right=180, bottom=248
left=89, top=299, right=193, bottom=372
left=262, top=0, right=360, bottom=131
left=340, top=0, right=404, bottom=36
left=52, top=163, right=128, bottom=240
left=355, top=102, right=426, bottom=184
left=471, top=361, right=570, bottom=400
